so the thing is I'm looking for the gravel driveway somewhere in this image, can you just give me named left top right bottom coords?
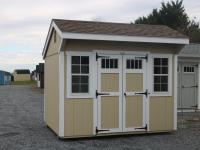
left=0, top=85, right=200, bottom=150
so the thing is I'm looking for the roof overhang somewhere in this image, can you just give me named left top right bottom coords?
left=42, top=21, right=189, bottom=58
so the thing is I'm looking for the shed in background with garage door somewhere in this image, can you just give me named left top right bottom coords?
left=42, top=19, right=189, bottom=138
left=178, top=43, right=200, bottom=111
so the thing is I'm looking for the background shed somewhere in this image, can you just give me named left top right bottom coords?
left=0, top=70, right=11, bottom=85
left=178, top=43, right=200, bottom=110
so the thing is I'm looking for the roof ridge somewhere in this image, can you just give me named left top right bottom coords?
left=52, top=18, right=171, bottom=28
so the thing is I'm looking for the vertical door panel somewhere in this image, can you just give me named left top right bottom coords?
left=97, top=54, right=122, bottom=134
left=101, top=96, right=119, bottom=129
left=123, top=55, right=147, bottom=132
left=126, top=96, right=143, bottom=127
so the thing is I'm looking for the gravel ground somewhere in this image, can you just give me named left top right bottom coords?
left=0, top=85, right=200, bottom=150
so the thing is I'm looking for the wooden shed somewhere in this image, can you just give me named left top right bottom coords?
left=178, top=43, right=200, bottom=111
left=43, top=19, right=189, bottom=138
left=0, top=70, right=11, bottom=85
left=13, top=69, right=30, bottom=81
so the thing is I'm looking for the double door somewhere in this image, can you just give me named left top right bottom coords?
left=96, top=52, right=149, bottom=134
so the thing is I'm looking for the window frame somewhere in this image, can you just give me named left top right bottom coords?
left=151, top=54, right=172, bottom=96
left=66, top=51, right=93, bottom=98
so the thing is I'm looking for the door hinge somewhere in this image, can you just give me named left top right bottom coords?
left=182, top=85, right=198, bottom=88
left=135, top=124, right=148, bottom=131
left=135, top=89, right=150, bottom=98
left=192, top=64, right=198, bottom=67
left=96, top=127, right=110, bottom=134
left=96, top=53, right=110, bottom=61
left=96, top=90, right=110, bottom=98
left=191, top=105, right=198, bottom=108
left=135, top=54, right=148, bottom=62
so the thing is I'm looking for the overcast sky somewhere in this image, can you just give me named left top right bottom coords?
left=0, top=0, right=199, bottom=72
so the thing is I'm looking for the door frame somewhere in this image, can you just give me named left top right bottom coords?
left=93, top=50, right=150, bottom=135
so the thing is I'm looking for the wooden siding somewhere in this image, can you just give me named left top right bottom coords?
left=149, top=96, right=174, bottom=131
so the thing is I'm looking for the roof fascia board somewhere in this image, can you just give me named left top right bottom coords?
left=61, top=32, right=189, bottom=45
left=178, top=54, right=200, bottom=58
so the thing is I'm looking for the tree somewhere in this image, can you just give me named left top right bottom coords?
left=134, top=0, right=200, bottom=43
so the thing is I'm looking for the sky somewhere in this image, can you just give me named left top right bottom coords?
left=0, top=0, right=199, bottom=72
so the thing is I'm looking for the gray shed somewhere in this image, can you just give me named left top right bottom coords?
left=178, top=43, right=200, bottom=111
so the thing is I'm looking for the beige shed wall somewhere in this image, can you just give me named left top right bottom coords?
left=64, top=39, right=180, bottom=54
left=64, top=55, right=93, bottom=137
left=13, top=74, right=30, bottom=81
left=44, top=30, right=61, bottom=135
left=149, top=96, right=174, bottom=131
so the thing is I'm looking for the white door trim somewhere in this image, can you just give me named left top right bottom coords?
left=59, top=51, right=65, bottom=137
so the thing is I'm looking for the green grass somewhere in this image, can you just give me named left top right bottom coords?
left=11, top=80, right=37, bottom=85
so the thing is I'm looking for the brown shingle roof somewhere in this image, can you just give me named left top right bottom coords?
left=53, top=19, right=187, bottom=39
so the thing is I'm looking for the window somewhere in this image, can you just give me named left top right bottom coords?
left=71, top=56, right=89, bottom=93
left=126, top=59, right=142, bottom=69
left=153, top=58, right=168, bottom=92
left=101, top=58, right=118, bottom=69
left=184, top=66, right=194, bottom=73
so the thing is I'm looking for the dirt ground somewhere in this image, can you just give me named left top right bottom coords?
left=0, top=85, right=200, bottom=150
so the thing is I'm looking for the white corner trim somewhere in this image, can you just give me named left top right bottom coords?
left=59, top=51, right=65, bottom=137
left=173, top=55, right=178, bottom=130
left=61, top=32, right=189, bottom=45
left=198, top=62, right=200, bottom=110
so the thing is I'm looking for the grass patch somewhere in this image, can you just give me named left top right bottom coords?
left=11, top=80, right=37, bottom=85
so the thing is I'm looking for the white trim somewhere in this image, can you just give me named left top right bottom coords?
left=150, top=54, right=173, bottom=96
left=61, top=32, right=189, bottom=45
left=198, top=62, right=200, bottom=110
left=91, top=52, right=98, bottom=135
left=66, top=51, right=93, bottom=99
left=173, top=55, right=178, bottom=130
left=59, top=51, right=65, bottom=137
left=179, top=54, right=200, bottom=58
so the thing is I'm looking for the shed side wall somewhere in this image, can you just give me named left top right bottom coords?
left=44, top=30, right=61, bottom=135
